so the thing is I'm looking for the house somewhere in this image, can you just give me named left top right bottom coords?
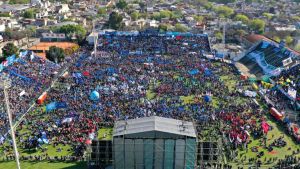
left=0, top=21, right=5, bottom=33
left=146, top=20, right=159, bottom=28
left=41, top=33, right=66, bottom=42
left=56, top=4, right=70, bottom=14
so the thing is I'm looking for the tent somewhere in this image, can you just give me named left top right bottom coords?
left=90, top=91, right=100, bottom=101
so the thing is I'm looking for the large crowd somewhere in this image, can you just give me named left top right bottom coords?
left=0, top=32, right=298, bottom=168
left=0, top=54, right=69, bottom=141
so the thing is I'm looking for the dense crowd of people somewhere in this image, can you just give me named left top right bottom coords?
left=0, top=54, right=68, bottom=140
left=0, top=32, right=299, bottom=168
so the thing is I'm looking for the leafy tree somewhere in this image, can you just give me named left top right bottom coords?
left=204, top=2, right=213, bottom=10
left=174, top=23, right=188, bottom=32
left=193, top=15, right=204, bottom=23
left=98, top=7, right=106, bottom=16
left=234, top=14, right=249, bottom=24
left=23, top=9, right=35, bottom=19
left=263, top=12, right=273, bottom=20
left=171, top=10, right=183, bottom=19
left=2, top=43, right=19, bottom=57
left=54, top=24, right=86, bottom=43
left=151, top=12, right=161, bottom=21
left=214, top=6, right=234, bottom=18
left=130, top=11, right=139, bottom=21
left=116, top=0, right=127, bottom=9
left=249, top=19, right=265, bottom=34
left=46, top=46, right=65, bottom=64
left=215, top=32, right=223, bottom=41
left=273, top=36, right=280, bottom=42
left=160, top=10, right=172, bottom=19
left=106, top=12, right=123, bottom=30
left=285, top=36, right=293, bottom=45
left=158, top=24, right=169, bottom=32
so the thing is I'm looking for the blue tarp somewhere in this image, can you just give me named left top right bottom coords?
left=188, top=69, right=199, bottom=75
left=46, top=102, right=68, bottom=112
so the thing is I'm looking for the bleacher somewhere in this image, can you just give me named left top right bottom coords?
left=239, top=40, right=298, bottom=76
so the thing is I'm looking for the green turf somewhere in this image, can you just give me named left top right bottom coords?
left=97, top=128, right=113, bottom=140
left=0, top=161, right=86, bottom=169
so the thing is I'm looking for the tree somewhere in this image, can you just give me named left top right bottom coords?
left=249, top=19, right=265, bottom=34
left=130, top=11, right=139, bottom=21
left=46, top=46, right=65, bottom=64
left=23, top=9, right=35, bottom=19
left=203, top=2, right=213, bottom=10
left=234, top=14, right=249, bottom=24
left=193, top=15, right=204, bottom=23
left=160, top=10, right=172, bottom=19
left=98, top=7, right=106, bottom=16
left=273, top=36, right=281, bottom=42
left=2, top=43, right=19, bottom=57
left=285, top=36, right=293, bottom=45
left=116, top=0, right=127, bottom=9
left=158, top=24, right=169, bottom=32
left=107, top=12, right=123, bottom=30
left=174, top=23, right=188, bottom=32
left=263, top=12, right=273, bottom=21
left=214, top=6, right=234, bottom=18
left=54, top=24, right=86, bottom=43
left=215, top=32, right=223, bottom=41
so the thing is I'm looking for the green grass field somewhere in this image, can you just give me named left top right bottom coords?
left=97, top=128, right=113, bottom=140
left=0, top=161, right=86, bottom=169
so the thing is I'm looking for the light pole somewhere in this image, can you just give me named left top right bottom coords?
left=0, top=75, right=21, bottom=169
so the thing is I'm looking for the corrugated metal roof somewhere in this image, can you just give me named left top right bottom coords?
left=113, top=116, right=196, bottom=138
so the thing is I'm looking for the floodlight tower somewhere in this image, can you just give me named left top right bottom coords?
left=0, top=75, right=21, bottom=169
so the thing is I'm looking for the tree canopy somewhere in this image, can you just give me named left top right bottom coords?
left=23, top=9, right=35, bottom=19
left=214, top=6, right=234, bottom=18
left=116, top=0, right=128, bottom=9
left=2, top=43, right=19, bottom=58
left=106, top=12, right=123, bottom=30
left=46, top=46, right=65, bottom=64
left=174, top=23, right=188, bottom=32
left=54, top=24, right=86, bottom=43
left=234, top=14, right=249, bottom=24
left=249, top=19, right=265, bottom=34
left=130, top=11, right=139, bottom=21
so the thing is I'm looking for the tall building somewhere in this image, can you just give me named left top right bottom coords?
left=113, top=116, right=197, bottom=169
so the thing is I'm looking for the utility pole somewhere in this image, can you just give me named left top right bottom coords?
left=93, top=20, right=97, bottom=57
left=0, top=75, right=21, bottom=169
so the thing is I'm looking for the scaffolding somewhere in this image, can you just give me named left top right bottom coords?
left=194, top=121, right=224, bottom=169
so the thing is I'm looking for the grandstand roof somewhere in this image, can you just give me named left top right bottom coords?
left=244, top=34, right=300, bottom=55
left=113, top=116, right=196, bottom=138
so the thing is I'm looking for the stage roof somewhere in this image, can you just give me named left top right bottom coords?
left=113, top=116, right=196, bottom=138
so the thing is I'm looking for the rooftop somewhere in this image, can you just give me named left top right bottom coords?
left=113, top=116, right=196, bottom=138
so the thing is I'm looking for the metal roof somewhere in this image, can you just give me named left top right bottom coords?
left=113, top=116, right=196, bottom=138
